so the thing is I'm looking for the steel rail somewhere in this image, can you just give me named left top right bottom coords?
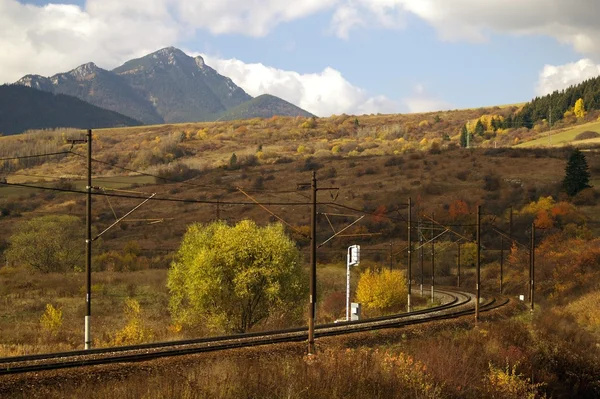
left=0, top=289, right=511, bottom=375
left=0, top=289, right=462, bottom=366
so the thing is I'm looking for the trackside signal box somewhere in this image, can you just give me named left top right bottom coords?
left=351, top=302, right=361, bottom=321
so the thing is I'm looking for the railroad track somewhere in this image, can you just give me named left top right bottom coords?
left=0, top=288, right=510, bottom=375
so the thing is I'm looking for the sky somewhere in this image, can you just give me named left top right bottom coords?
left=3, top=0, right=600, bottom=117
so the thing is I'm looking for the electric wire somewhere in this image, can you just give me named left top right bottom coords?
left=0, top=181, right=313, bottom=206
left=0, top=151, right=71, bottom=161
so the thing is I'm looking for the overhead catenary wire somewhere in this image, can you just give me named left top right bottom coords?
left=0, top=181, right=313, bottom=206
left=0, top=151, right=72, bottom=161
left=69, top=150, right=301, bottom=195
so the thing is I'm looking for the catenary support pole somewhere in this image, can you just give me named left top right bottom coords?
left=500, top=237, right=504, bottom=294
left=475, top=205, right=481, bottom=322
left=308, top=171, right=317, bottom=355
left=407, top=197, right=412, bottom=312
left=419, top=219, right=423, bottom=296
left=457, top=242, right=461, bottom=287
left=532, top=224, right=535, bottom=311
left=85, top=129, right=92, bottom=350
left=431, top=213, right=435, bottom=302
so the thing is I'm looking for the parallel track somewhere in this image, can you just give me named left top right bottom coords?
left=0, top=288, right=510, bottom=375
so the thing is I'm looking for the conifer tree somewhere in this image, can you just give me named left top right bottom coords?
left=460, top=125, right=468, bottom=148
left=563, top=149, right=591, bottom=196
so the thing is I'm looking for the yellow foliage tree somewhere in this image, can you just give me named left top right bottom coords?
left=111, top=298, right=153, bottom=346
left=40, top=304, right=63, bottom=337
left=574, top=98, right=586, bottom=118
left=356, top=269, right=407, bottom=314
left=521, top=196, right=555, bottom=215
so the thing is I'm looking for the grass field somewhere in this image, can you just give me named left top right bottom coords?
left=517, top=120, right=600, bottom=148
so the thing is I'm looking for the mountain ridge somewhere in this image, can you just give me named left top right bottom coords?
left=0, top=84, right=142, bottom=135
left=15, top=47, right=313, bottom=124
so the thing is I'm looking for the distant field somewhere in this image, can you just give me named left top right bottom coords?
left=517, top=120, right=600, bottom=148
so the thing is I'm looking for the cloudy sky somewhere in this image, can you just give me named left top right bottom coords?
left=3, top=0, right=600, bottom=116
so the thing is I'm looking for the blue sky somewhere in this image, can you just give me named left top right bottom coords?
left=3, top=0, right=600, bottom=116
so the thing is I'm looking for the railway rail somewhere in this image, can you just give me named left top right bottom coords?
left=0, top=288, right=511, bottom=375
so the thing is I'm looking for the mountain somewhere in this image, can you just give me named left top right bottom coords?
left=112, top=47, right=252, bottom=122
left=216, top=94, right=314, bottom=121
left=15, top=47, right=313, bottom=124
left=17, top=63, right=163, bottom=125
left=0, top=85, right=141, bottom=135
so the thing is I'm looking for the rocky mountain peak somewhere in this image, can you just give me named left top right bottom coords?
left=69, top=62, right=100, bottom=79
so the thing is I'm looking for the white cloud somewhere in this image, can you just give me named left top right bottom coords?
left=536, top=59, right=600, bottom=96
left=0, top=0, right=179, bottom=82
left=330, top=0, right=600, bottom=56
left=402, top=84, right=450, bottom=113
left=201, top=54, right=401, bottom=116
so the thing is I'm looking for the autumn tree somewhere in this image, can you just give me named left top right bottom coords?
left=574, top=98, right=586, bottom=118
left=563, top=149, right=591, bottom=196
left=167, top=220, right=306, bottom=333
left=5, top=215, right=85, bottom=272
left=355, top=269, right=407, bottom=315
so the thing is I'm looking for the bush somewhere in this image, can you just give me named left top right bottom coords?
left=483, top=174, right=501, bottom=191
left=356, top=269, right=407, bottom=316
left=574, top=131, right=600, bottom=141
left=155, top=163, right=202, bottom=183
left=301, top=157, right=322, bottom=171
left=40, top=304, right=63, bottom=338
left=110, top=298, right=153, bottom=346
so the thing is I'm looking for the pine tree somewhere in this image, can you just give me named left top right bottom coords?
left=475, top=120, right=485, bottom=136
left=460, top=125, right=468, bottom=148
left=563, top=149, right=591, bottom=196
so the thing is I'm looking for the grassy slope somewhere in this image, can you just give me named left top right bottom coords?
left=517, top=119, right=600, bottom=148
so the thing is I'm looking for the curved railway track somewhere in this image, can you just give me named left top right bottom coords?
left=0, top=288, right=511, bottom=375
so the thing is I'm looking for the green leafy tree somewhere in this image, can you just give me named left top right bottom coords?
left=5, top=215, right=84, bottom=272
left=563, top=149, right=591, bottom=196
left=168, top=220, right=306, bottom=333
left=355, top=269, right=407, bottom=315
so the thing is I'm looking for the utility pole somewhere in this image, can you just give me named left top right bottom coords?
left=530, top=223, right=535, bottom=312
left=431, top=213, right=435, bottom=302
left=475, top=205, right=481, bottom=322
left=457, top=242, right=461, bottom=287
left=509, top=207, right=513, bottom=238
left=500, top=237, right=504, bottom=294
left=389, top=242, right=393, bottom=271
left=419, top=218, right=424, bottom=296
left=85, top=129, right=92, bottom=349
left=308, top=171, right=317, bottom=354
left=407, top=197, right=412, bottom=312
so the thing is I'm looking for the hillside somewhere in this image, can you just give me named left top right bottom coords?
left=514, top=73, right=600, bottom=129
left=216, top=94, right=314, bottom=121
left=0, top=85, right=141, bottom=135
left=15, top=47, right=313, bottom=124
